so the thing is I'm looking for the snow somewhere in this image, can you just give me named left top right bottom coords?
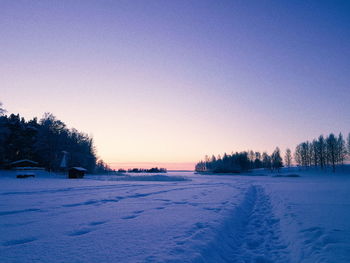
left=1, top=168, right=350, bottom=262
left=71, top=167, right=87, bottom=172
left=89, top=174, right=190, bottom=182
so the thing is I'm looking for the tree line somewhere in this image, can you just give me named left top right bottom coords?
left=195, top=148, right=283, bottom=173
left=294, top=133, right=350, bottom=172
left=0, top=103, right=111, bottom=173
left=195, top=132, right=350, bottom=173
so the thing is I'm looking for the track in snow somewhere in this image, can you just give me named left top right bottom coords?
left=198, top=185, right=290, bottom=263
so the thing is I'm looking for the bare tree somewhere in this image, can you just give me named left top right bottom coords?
left=326, top=133, right=337, bottom=172
left=284, top=148, right=292, bottom=168
left=311, top=139, right=318, bottom=166
left=262, top=152, right=272, bottom=170
left=272, top=147, right=283, bottom=172
left=317, top=135, right=326, bottom=169
left=294, top=145, right=302, bottom=167
left=347, top=133, right=350, bottom=159
left=337, top=133, right=346, bottom=165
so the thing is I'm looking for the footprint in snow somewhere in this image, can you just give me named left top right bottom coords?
left=3, top=237, right=37, bottom=246
left=68, top=228, right=93, bottom=236
left=174, top=201, right=188, bottom=205
left=0, top=208, right=41, bottom=216
left=89, top=221, right=107, bottom=226
left=301, top=226, right=323, bottom=233
left=203, top=207, right=221, bottom=213
left=195, top=222, right=208, bottom=229
left=155, top=198, right=171, bottom=202
left=121, top=215, right=137, bottom=220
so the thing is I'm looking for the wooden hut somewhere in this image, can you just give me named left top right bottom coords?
left=68, top=167, right=87, bottom=178
left=10, top=159, right=42, bottom=178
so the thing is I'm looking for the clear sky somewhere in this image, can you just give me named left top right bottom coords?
left=1, top=0, right=350, bottom=170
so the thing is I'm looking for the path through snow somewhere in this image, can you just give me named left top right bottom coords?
left=196, top=185, right=289, bottom=263
left=1, top=170, right=350, bottom=262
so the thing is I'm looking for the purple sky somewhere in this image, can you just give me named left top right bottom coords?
left=1, top=1, right=350, bottom=170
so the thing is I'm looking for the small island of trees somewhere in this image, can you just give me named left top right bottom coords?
left=118, top=167, right=167, bottom=173
left=195, top=148, right=283, bottom=173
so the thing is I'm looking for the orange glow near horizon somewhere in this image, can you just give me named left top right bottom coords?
left=108, top=162, right=195, bottom=171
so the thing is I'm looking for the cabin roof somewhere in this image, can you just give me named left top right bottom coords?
left=10, top=159, right=39, bottom=166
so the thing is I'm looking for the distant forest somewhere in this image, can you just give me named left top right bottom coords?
left=195, top=133, right=350, bottom=173
left=124, top=167, right=167, bottom=173
left=0, top=102, right=111, bottom=173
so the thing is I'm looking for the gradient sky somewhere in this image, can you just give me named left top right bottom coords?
left=1, top=0, right=350, bottom=170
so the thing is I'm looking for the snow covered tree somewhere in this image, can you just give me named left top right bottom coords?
left=284, top=148, right=292, bottom=168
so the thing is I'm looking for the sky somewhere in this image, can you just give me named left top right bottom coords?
left=1, top=0, right=350, bottom=170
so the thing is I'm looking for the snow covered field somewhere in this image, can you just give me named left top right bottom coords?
left=1, top=169, right=350, bottom=262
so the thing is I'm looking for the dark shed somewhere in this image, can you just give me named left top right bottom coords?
left=68, top=167, right=87, bottom=178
